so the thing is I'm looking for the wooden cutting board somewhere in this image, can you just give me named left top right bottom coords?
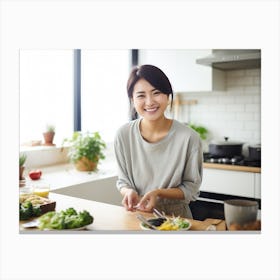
left=190, top=218, right=226, bottom=231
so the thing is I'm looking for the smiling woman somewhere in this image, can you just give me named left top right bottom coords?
left=114, top=64, right=203, bottom=218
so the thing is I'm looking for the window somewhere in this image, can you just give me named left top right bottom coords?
left=81, top=50, right=130, bottom=142
left=20, top=49, right=131, bottom=147
left=20, top=50, right=74, bottom=145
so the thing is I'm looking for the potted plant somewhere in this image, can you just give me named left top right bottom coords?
left=43, top=124, right=55, bottom=146
left=188, top=124, right=208, bottom=140
left=62, top=131, right=106, bottom=171
left=188, top=123, right=209, bottom=152
left=19, top=153, right=27, bottom=181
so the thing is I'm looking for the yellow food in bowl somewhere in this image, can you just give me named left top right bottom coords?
left=157, top=220, right=179, bottom=230
left=33, top=188, right=49, bottom=198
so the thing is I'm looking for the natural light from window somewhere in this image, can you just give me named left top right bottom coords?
left=20, top=49, right=131, bottom=148
left=81, top=50, right=130, bottom=142
left=20, top=50, right=74, bottom=146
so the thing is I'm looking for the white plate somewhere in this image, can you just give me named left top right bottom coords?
left=140, top=218, right=191, bottom=231
left=22, top=219, right=93, bottom=230
left=44, top=224, right=92, bottom=231
left=22, top=220, right=39, bottom=228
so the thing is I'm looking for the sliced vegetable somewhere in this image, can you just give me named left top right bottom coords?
left=157, top=220, right=179, bottom=231
left=172, top=217, right=190, bottom=229
left=150, top=216, right=190, bottom=231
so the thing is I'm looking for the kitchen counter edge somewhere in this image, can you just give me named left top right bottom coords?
left=203, top=162, right=261, bottom=173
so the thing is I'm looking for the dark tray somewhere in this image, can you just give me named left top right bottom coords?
left=39, top=201, right=56, bottom=214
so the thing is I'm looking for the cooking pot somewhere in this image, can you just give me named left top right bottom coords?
left=248, top=144, right=261, bottom=161
left=209, top=137, right=243, bottom=157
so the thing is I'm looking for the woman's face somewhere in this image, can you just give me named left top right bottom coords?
left=132, top=78, right=169, bottom=121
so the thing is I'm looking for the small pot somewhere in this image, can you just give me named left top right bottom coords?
left=75, top=157, right=98, bottom=171
left=43, top=131, right=55, bottom=146
left=209, top=137, right=243, bottom=157
left=248, top=144, right=261, bottom=161
left=19, top=166, right=25, bottom=181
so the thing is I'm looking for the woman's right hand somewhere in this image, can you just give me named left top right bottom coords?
left=120, top=188, right=140, bottom=211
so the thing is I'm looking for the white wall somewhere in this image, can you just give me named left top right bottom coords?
left=179, top=68, right=261, bottom=147
left=138, top=49, right=214, bottom=92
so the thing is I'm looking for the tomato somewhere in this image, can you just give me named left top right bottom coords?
left=29, top=169, right=42, bottom=180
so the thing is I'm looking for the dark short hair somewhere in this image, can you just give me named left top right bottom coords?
left=127, top=64, right=173, bottom=102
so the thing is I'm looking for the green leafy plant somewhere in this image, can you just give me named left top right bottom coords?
left=19, top=153, right=27, bottom=167
left=189, top=124, right=208, bottom=140
left=45, top=124, right=55, bottom=133
left=62, top=131, right=106, bottom=171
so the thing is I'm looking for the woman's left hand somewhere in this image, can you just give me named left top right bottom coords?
left=137, top=190, right=159, bottom=212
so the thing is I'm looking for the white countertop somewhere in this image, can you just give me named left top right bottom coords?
left=21, top=160, right=118, bottom=191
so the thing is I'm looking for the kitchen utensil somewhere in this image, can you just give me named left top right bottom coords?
left=153, top=208, right=166, bottom=219
left=248, top=144, right=261, bottom=161
left=209, top=137, right=243, bottom=157
left=224, top=199, right=258, bottom=230
left=136, top=214, right=158, bottom=230
left=173, top=93, right=197, bottom=121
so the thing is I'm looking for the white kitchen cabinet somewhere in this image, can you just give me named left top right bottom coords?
left=254, top=173, right=261, bottom=199
left=138, top=49, right=225, bottom=92
left=200, top=168, right=260, bottom=198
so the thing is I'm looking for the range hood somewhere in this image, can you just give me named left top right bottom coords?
left=196, top=49, right=261, bottom=70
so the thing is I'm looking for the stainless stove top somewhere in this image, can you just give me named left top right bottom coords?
left=203, top=153, right=261, bottom=167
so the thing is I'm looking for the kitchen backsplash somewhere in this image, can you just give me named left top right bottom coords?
left=178, top=68, right=261, bottom=147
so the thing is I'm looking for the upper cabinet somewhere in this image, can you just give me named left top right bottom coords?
left=138, top=49, right=225, bottom=92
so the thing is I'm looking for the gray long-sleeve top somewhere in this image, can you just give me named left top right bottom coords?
left=114, top=118, right=203, bottom=217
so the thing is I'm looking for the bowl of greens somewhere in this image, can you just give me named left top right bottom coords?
left=140, top=216, right=191, bottom=231
left=22, top=207, right=94, bottom=230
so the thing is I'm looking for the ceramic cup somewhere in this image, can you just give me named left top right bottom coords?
left=224, top=199, right=258, bottom=229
